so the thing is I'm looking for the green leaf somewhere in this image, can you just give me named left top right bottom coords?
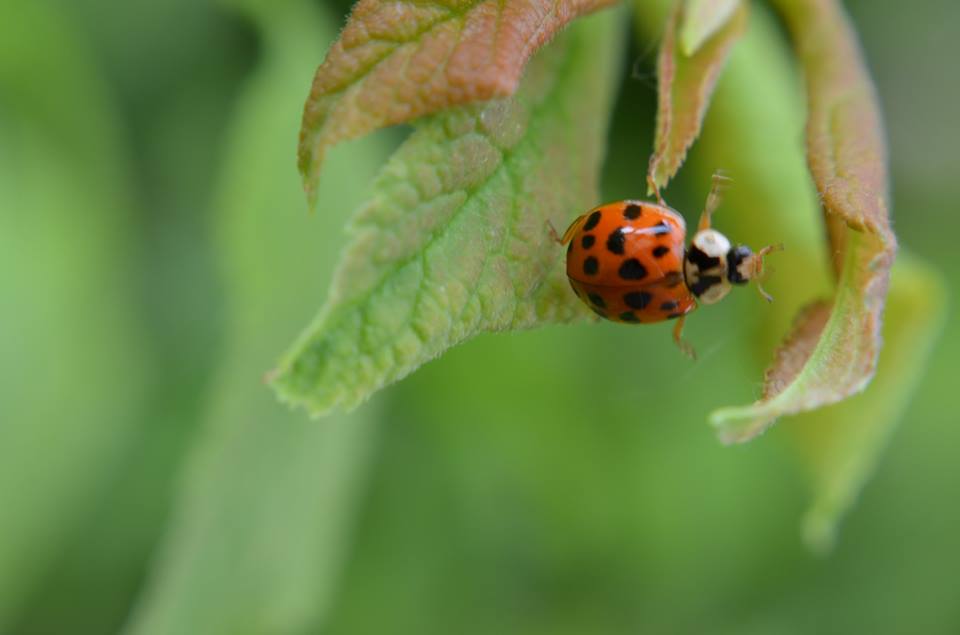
left=640, top=0, right=945, bottom=551
left=635, top=0, right=934, bottom=549
left=680, top=0, right=740, bottom=56
left=298, top=0, right=618, bottom=206
left=273, top=10, right=625, bottom=416
left=789, top=254, right=947, bottom=553
left=709, top=0, right=897, bottom=443
left=647, top=0, right=746, bottom=194
left=121, top=4, right=388, bottom=635
left=710, top=230, right=887, bottom=442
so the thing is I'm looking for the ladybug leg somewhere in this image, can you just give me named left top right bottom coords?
left=546, top=220, right=562, bottom=244
left=697, top=171, right=733, bottom=232
left=646, top=174, right=666, bottom=206
left=750, top=243, right=784, bottom=302
left=547, top=215, right=586, bottom=245
left=672, top=315, right=697, bottom=360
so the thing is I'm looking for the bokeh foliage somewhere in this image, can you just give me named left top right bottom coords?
left=0, top=1, right=958, bottom=634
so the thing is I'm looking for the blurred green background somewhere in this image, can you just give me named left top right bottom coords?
left=1, top=1, right=957, bottom=634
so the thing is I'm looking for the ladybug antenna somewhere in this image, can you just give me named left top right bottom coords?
left=748, top=243, right=784, bottom=303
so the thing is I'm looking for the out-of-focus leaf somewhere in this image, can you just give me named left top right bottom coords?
left=121, top=3, right=387, bottom=635
left=647, top=0, right=746, bottom=194
left=0, top=0, right=146, bottom=628
left=298, top=0, right=617, bottom=206
left=790, top=254, right=946, bottom=553
left=272, top=11, right=624, bottom=416
left=710, top=0, right=897, bottom=443
left=680, top=0, right=740, bottom=55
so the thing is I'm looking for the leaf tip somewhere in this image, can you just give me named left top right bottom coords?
left=801, top=504, right=839, bottom=555
left=262, top=366, right=280, bottom=386
left=297, top=139, right=324, bottom=211
left=268, top=365, right=338, bottom=420
left=709, top=407, right=776, bottom=445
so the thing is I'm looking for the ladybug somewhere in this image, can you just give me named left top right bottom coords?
left=552, top=174, right=780, bottom=358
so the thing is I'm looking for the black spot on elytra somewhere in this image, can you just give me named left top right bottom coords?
left=653, top=245, right=670, bottom=258
left=583, top=256, right=599, bottom=276
left=619, top=311, right=639, bottom=322
left=583, top=211, right=602, bottom=231
left=687, top=245, right=721, bottom=270
left=651, top=221, right=671, bottom=235
left=618, top=258, right=647, bottom=280
left=606, top=228, right=626, bottom=255
left=689, top=274, right=722, bottom=297
left=587, top=293, right=606, bottom=309
left=581, top=234, right=595, bottom=249
left=623, top=291, right=652, bottom=310
left=660, top=300, right=678, bottom=311
left=623, top=204, right=642, bottom=220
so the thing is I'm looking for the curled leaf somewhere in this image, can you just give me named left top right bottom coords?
left=710, top=0, right=897, bottom=443
left=647, top=0, right=746, bottom=194
left=761, top=301, right=832, bottom=401
left=274, top=11, right=624, bottom=416
left=790, top=254, right=947, bottom=553
left=298, top=0, right=617, bottom=207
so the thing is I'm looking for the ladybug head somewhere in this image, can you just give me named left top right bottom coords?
left=685, top=230, right=782, bottom=304
left=725, top=242, right=783, bottom=302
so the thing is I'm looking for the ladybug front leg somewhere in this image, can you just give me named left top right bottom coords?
left=646, top=174, right=666, bottom=206
left=547, top=214, right=586, bottom=246
left=672, top=315, right=697, bottom=360
left=697, top=171, right=733, bottom=232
